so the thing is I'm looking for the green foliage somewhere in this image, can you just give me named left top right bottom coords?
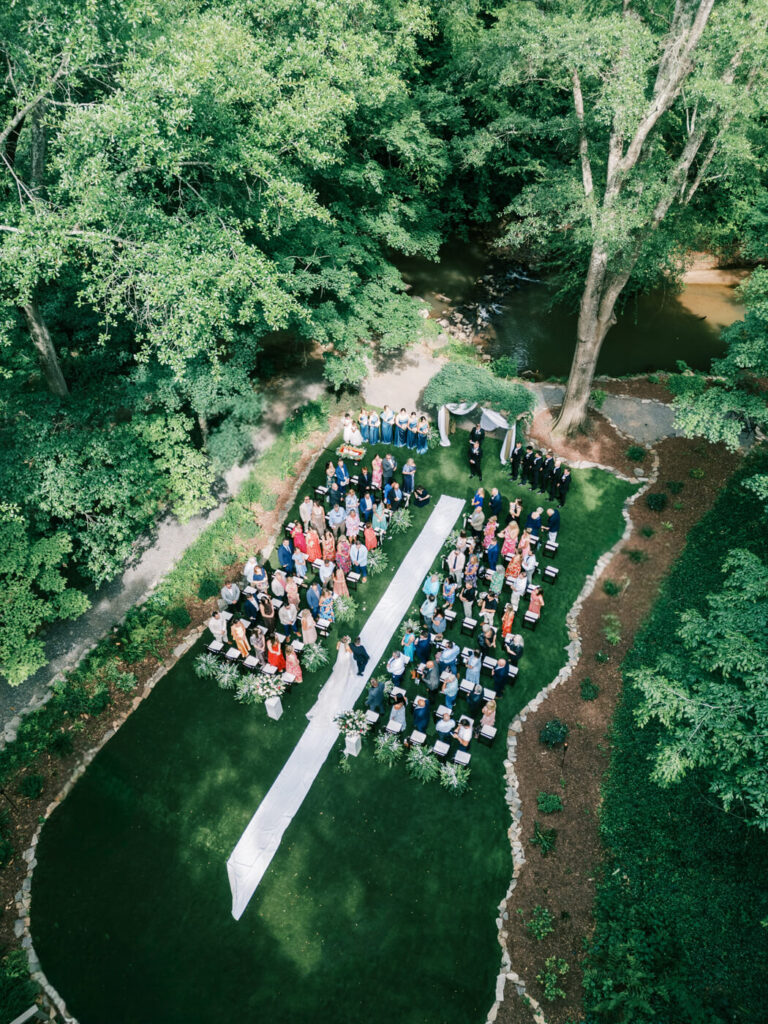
left=216, top=663, right=240, bottom=692
left=580, top=678, right=600, bottom=702
left=595, top=650, right=610, bottom=664
left=49, top=731, right=74, bottom=758
left=388, top=508, right=413, bottom=535
left=689, top=467, right=706, bottom=480
left=645, top=492, right=668, bottom=512
left=0, top=950, right=38, bottom=1022
left=625, top=446, right=646, bottom=462
left=537, top=792, right=563, bottom=814
left=438, top=762, right=471, bottom=796
left=333, top=595, right=358, bottom=625
left=537, top=957, right=568, bottom=1001
left=423, top=365, right=534, bottom=420
left=539, top=719, right=569, bottom=748
left=624, top=548, right=648, bottom=563
left=602, top=579, right=621, bottom=596
left=302, top=643, right=330, bottom=673
left=406, top=745, right=440, bottom=784
left=443, top=340, right=482, bottom=366
left=530, top=821, right=557, bottom=857
left=194, top=654, right=221, bottom=682
left=525, top=904, right=555, bottom=940
left=667, top=481, right=684, bottom=495
left=491, top=355, right=519, bottom=379
left=117, top=611, right=170, bottom=664
left=337, top=752, right=352, bottom=774
left=602, top=614, right=622, bottom=647
left=373, top=733, right=404, bottom=769
left=17, top=773, right=44, bottom=800
left=640, top=525, right=655, bottom=538
left=591, top=389, right=607, bottom=410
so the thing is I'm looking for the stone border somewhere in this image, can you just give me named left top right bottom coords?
left=13, top=420, right=341, bottom=1023
left=485, top=449, right=660, bottom=1024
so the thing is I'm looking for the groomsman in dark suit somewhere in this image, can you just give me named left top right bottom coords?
left=520, top=445, right=535, bottom=486
left=468, top=441, right=482, bottom=481
left=531, top=450, right=543, bottom=491
left=510, top=440, right=524, bottom=480
left=540, top=450, right=555, bottom=495
left=548, top=458, right=564, bottom=501
left=557, top=467, right=572, bottom=507
left=469, top=423, right=486, bottom=448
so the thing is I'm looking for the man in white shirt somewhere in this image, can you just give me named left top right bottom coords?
left=299, top=496, right=314, bottom=530
left=208, top=612, right=228, bottom=644
left=446, top=547, right=466, bottom=583
left=278, top=601, right=298, bottom=635
left=436, top=711, right=456, bottom=741
left=350, top=540, right=368, bottom=580
left=511, top=573, right=528, bottom=612
left=319, top=560, right=334, bottom=587
left=387, top=651, right=407, bottom=685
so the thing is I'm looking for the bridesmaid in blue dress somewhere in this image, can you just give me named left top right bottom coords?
left=381, top=404, right=394, bottom=444
left=395, top=408, right=409, bottom=447
left=368, top=409, right=381, bottom=445
left=406, top=411, right=418, bottom=450
left=358, top=408, right=369, bottom=443
left=416, top=415, right=429, bottom=454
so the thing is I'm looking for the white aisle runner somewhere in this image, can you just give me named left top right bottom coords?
left=226, top=495, right=465, bottom=920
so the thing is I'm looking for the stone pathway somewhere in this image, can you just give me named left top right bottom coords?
left=533, top=384, right=683, bottom=445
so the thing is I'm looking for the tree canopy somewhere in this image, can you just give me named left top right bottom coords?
left=422, top=363, right=534, bottom=419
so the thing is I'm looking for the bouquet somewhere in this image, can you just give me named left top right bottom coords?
left=337, top=444, right=366, bottom=461
left=334, top=709, right=371, bottom=736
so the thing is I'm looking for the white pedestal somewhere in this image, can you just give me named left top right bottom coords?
left=344, top=732, right=362, bottom=757
left=265, top=696, right=283, bottom=720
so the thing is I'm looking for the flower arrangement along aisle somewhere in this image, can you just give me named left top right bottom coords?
left=334, top=709, right=371, bottom=737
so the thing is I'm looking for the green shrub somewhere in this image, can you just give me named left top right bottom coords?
left=537, top=956, right=569, bottom=1001
left=17, top=773, right=44, bottom=800
left=646, top=492, right=668, bottom=512
left=333, top=595, right=358, bottom=625
left=0, top=949, right=38, bottom=1020
left=595, top=650, right=610, bottom=664
left=689, top=466, right=706, bottom=479
left=580, top=678, right=600, bottom=701
left=602, top=614, right=622, bottom=646
left=197, top=572, right=222, bottom=602
left=406, top=745, right=440, bottom=784
left=526, top=904, right=555, bottom=940
left=118, top=611, right=170, bottom=663
left=491, top=355, right=519, bottom=379
left=302, top=643, right=330, bottom=673
left=537, top=792, right=563, bottom=814
left=165, top=603, right=192, bottom=630
left=626, top=445, right=646, bottom=461
left=591, top=388, right=607, bottom=410
left=603, top=579, right=621, bottom=596
left=373, top=733, right=404, bottom=768
left=625, top=547, right=649, bottom=563
left=367, top=547, right=389, bottom=575
left=388, top=508, right=413, bottom=535
left=194, top=653, right=220, bottom=681
left=640, top=525, right=655, bottom=538
left=667, top=480, right=684, bottom=495
left=438, top=762, right=471, bottom=795
left=530, top=821, right=557, bottom=856
left=49, top=731, right=73, bottom=757
left=539, top=719, right=569, bottom=747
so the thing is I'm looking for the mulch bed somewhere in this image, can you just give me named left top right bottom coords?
left=495, top=433, right=739, bottom=1024
left=528, top=405, right=640, bottom=479
left=598, top=376, right=674, bottom=403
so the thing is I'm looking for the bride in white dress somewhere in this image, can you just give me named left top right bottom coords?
left=306, top=637, right=356, bottom=723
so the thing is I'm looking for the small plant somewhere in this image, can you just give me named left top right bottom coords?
left=580, top=678, right=600, bottom=701
left=590, top=388, right=607, bottom=410
left=389, top=508, right=413, bottom=535
left=17, top=774, right=44, bottom=800
left=334, top=594, right=358, bottom=625
left=112, top=670, right=138, bottom=694
left=302, top=643, right=330, bottom=673
left=624, top=547, right=649, bottom=563
left=602, top=579, right=621, bottom=596
left=438, top=762, right=471, bottom=795
left=645, top=492, right=668, bottom=512
left=539, top=719, right=569, bottom=747
left=673, top=500, right=683, bottom=510
left=216, top=662, right=240, bottom=691
left=49, top=731, right=74, bottom=757
left=194, top=653, right=221, bottom=681
left=373, top=732, right=404, bottom=768
left=602, top=614, right=622, bottom=646
left=640, top=525, right=655, bottom=538
left=537, top=956, right=569, bottom=1001
left=406, top=745, right=440, bottom=784
left=367, top=547, right=389, bottom=575
left=530, top=820, right=557, bottom=856
left=337, top=752, right=352, bottom=774
left=491, top=355, right=519, bottom=379
left=526, top=904, right=555, bottom=940
left=537, top=792, right=563, bottom=814
left=689, top=466, right=706, bottom=479
left=667, top=480, right=684, bottom=495
left=662, top=520, right=674, bottom=531
left=646, top=373, right=660, bottom=384
left=626, top=445, right=646, bottom=462
left=595, top=650, right=609, bottom=664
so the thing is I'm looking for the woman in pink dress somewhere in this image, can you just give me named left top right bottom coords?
left=518, top=528, right=533, bottom=559
left=483, top=516, right=498, bottom=552
left=285, top=647, right=303, bottom=683
left=371, top=454, right=383, bottom=492
left=299, top=608, right=317, bottom=644
left=345, top=508, right=361, bottom=539
left=498, top=522, right=519, bottom=560
left=291, top=523, right=307, bottom=554
left=322, top=531, right=336, bottom=562
left=364, top=523, right=378, bottom=550
left=305, top=527, right=322, bottom=563
left=336, top=536, right=352, bottom=574
left=333, top=566, right=349, bottom=597
left=286, top=577, right=300, bottom=608
left=528, top=587, right=545, bottom=618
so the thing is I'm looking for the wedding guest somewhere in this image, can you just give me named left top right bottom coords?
left=310, top=500, right=326, bottom=536
left=423, top=572, right=441, bottom=598
left=345, top=507, right=361, bottom=539
left=278, top=600, right=298, bottom=635
left=300, top=608, right=317, bottom=644
left=221, top=581, right=240, bottom=607
left=359, top=408, right=369, bottom=443
left=359, top=489, right=374, bottom=522
left=285, top=646, right=303, bottom=683
left=402, top=458, right=416, bottom=494
left=469, top=422, right=485, bottom=448
left=366, top=678, right=387, bottom=714
left=322, top=530, right=336, bottom=562
left=306, top=526, right=322, bottom=562
left=389, top=695, right=407, bottom=729
left=558, top=467, right=572, bottom=507
left=328, top=503, right=346, bottom=540
left=445, top=547, right=465, bottom=583
left=413, top=485, right=431, bottom=507
left=467, top=683, right=484, bottom=718
left=548, top=458, right=563, bottom=501
left=382, top=452, right=398, bottom=486
left=305, top=581, right=321, bottom=617
left=319, top=559, right=334, bottom=588
left=364, top=522, right=378, bottom=550
left=267, top=634, right=286, bottom=670
left=208, top=611, right=228, bottom=644
left=271, top=569, right=287, bottom=599
left=299, top=495, right=314, bottom=530
left=545, top=507, right=560, bottom=543
left=480, top=699, right=497, bottom=731
left=441, top=670, right=459, bottom=710
left=350, top=538, right=368, bottom=579
left=436, top=710, right=456, bottom=741
left=395, top=408, right=409, bottom=447
left=249, top=628, right=266, bottom=666
left=412, top=695, right=431, bottom=733
left=520, top=445, right=535, bottom=485
left=318, top=589, right=335, bottom=623
left=359, top=465, right=372, bottom=494
left=387, top=650, right=407, bottom=685
left=528, top=586, right=545, bottom=618
left=406, top=411, right=418, bottom=450
left=489, top=487, right=503, bottom=518
left=420, top=593, right=437, bottom=625
left=336, top=536, right=352, bottom=574
left=285, top=576, right=300, bottom=608
left=465, top=650, right=482, bottom=685
left=372, top=501, right=388, bottom=534
left=277, top=538, right=294, bottom=574
left=333, top=565, right=349, bottom=598
left=371, top=453, right=384, bottom=492
left=541, top=450, right=555, bottom=495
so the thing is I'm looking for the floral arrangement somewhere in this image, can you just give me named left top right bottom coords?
left=367, top=547, right=389, bottom=575
left=389, top=508, right=413, bottom=535
left=438, top=762, right=471, bottom=795
left=194, top=653, right=220, bottom=681
left=406, top=745, right=440, bottom=784
left=334, top=594, right=357, bottom=624
left=373, top=732, right=404, bottom=767
left=334, top=709, right=371, bottom=736
left=442, top=529, right=461, bottom=553
left=235, top=673, right=287, bottom=705
left=336, top=444, right=366, bottom=461
left=302, top=642, right=330, bottom=672
left=217, top=662, right=240, bottom=691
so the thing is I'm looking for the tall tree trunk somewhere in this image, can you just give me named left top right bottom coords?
left=21, top=298, right=69, bottom=397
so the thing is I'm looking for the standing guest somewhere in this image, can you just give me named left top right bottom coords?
left=395, top=408, right=409, bottom=447
left=498, top=521, right=519, bottom=560
left=381, top=404, right=395, bottom=445
left=402, top=458, right=416, bottom=495
left=406, top=410, right=419, bottom=450
left=336, top=536, right=352, bottom=574
left=401, top=625, right=416, bottom=661
left=487, top=532, right=500, bottom=572
left=310, top=500, right=326, bottom=536
left=479, top=591, right=499, bottom=627
left=371, top=453, right=384, bottom=493
left=480, top=698, right=497, bottom=731
left=335, top=458, right=350, bottom=495
left=558, top=467, right=572, bottom=507
left=306, top=581, right=321, bottom=617
left=431, top=607, right=447, bottom=637
left=306, top=526, right=322, bottom=563
left=387, top=650, right=407, bottom=685
left=522, top=550, right=538, bottom=586
left=291, top=523, right=307, bottom=555
left=510, top=572, right=528, bottom=614
left=501, top=603, right=516, bottom=638
left=440, top=639, right=461, bottom=674
left=368, top=409, right=381, bottom=446
left=545, top=507, right=560, bottom=543
left=324, top=460, right=336, bottom=492
left=548, top=458, right=564, bottom=501
left=420, top=593, right=437, bottom=625
left=412, top=696, right=431, bottom=733
left=328, top=503, right=346, bottom=540
left=469, top=422, right=486, bottom=448
left=505, top=633, right=524, bottom=665
left=277, top=538, right=294, bottom=574
left=382, top=452, right=398, bottom=487
left=268, top=572, right=285, bottom=602
left=249, top=629, right=267, bottom=666
left=359, top=465, right=372, bottom=494
left=468, top=441, right=482, bottom=481
left=520, top=445, right=535, bottom=486
left=528, top=586, right=545, bottom=618
left=285, top=646, right=303, bottom=683
left=221, top=581, right=240, bottom=608
left=267, top=634, right=286, bottom=671
left=416, top=415, right=430, bottom=454
left=372, top=500, right=388, bottom=535
left=526, top=507, right=544, bottom=538
left=414, top=631, right=432, bottom=665
left=445, top=547, right=466, bottom=583
left=456, top=530, right=471, bottom=553
left=471, top=487, right=485, bottom=510
left=441, top=670, right=459, bottom=710
left=424, top=660, right=441, bottom=701
left=319, top=559, right=334, bottom=589
left=459, top=580, right=476, bottom=620
left=344, top=488, right=359, bottom=514
left=483, top=515, right=498, bottom=553
left=364, top=522, right=378, bottom=551
left=423, top=572, right=441, bottom=598
left=389, top=696, right=407, bottom=730
left=518, top=528, right=533, bottom=559
left=468, top=504, right=485, bottom=540
left=359, top=489, right=374, bottom=523
left=490, top=487, right=503, bottom=518
left=478, top=624, right=496, bottom=655
left=350, top=538, right=368, bottom=580
left=300, top=608, right=317, bottom=644
left=467, top=683, right=484, bottom=718
left=351, top=636, right=370, bottom=676
left=243, top=555, right=259, bottom=585
left=466, top=650, right=482, bottom=685
left=279, top=600, right=298, bottom=635
left=299, top=495, right=314, bottom=531
left=322, top=530, right=336, bottom=563
left=319, top=589, right=335, bottom=623
left=243, top=592, right=261, bottom=623
left=442, top=577, right=457, bottom=608
left=531, top=450, right=543, bottom=491
left=541, top=450, right=555, bottom=495
left=413, top=485, right=431, bottom=507
left=492, top=658, right=510, bottom=697
left=345, top=507, right=361, bottom=539
left=285, top=576, right=301, bottom=608
left=366, top=678, right=387, bottom=715
left=507, top=497, right=523, bottom=527
left=358, top=408, right=369, bottom=443
left=510, top=440, right=524, bottom=480
left=208, top=611, right=228, bottom=645
left=327, top=481, right=341, bottom=508
left=464, top=553, right=480, bottom=589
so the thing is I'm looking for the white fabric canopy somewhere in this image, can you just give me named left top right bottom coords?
left=226, top=494, right=465, bottom=920
left=438, top=404, right=517, bottom=463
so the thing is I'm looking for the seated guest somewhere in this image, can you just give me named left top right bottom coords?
left=436, top=710, right=456, bottom=741
left=359, top=489, right=374, bottom=522
left=480, top=699, right=497, bottom=731
left=389, top=696, right=407, bottom=730
left=412, top=696, right=431, bottom=733
left=221, top=581, right=240, bottom=607
left=453, top=716, right=473, bottom=748
left=413, top=485, right=431, bottom=508
left=387, top=650, right=407, bottom=685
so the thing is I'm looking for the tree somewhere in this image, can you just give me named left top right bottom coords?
left=633, top=549, right=768, bottom=829
left=464, top=0, right=768, bottom=434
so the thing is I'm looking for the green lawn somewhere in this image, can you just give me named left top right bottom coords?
left=31, top=433, right=635, bottom=1024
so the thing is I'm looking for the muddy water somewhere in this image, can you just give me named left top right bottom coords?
left=398, top=242, right=746, bottom=377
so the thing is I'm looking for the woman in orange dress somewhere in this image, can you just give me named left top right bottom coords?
left=505, top=553, right=523, bottom=584
left=528, top=587, right=545, bottom=618
left=266, top=635, right=286, bottom=670
left=501, top=603, right=516, bottom=637
left=305, top=527, right=322, bottom=563
left=364, top=523, right=378, bottom=550
left=231, top=619, right=250, bottom=658
left=285, top=648, right=303, bottom=683
left=322, top=530, right=336, bottom=562
left=333, top=566, right=349, bottom=597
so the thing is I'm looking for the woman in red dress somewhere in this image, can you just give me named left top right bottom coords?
left=336, top=536, right=352, bottom=574
left=305, top=527, right=322, bottom=563
left=266, top=635, right=286, bottom=670
left=528, top=587, right=545, bottom=618
left=364, top=523, right=378, bottom=550
left=501, top=603, right=516, bottom=637
left=322, top=531, right=336, bottom=562
left=291, top=523, right=307, bottom=554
